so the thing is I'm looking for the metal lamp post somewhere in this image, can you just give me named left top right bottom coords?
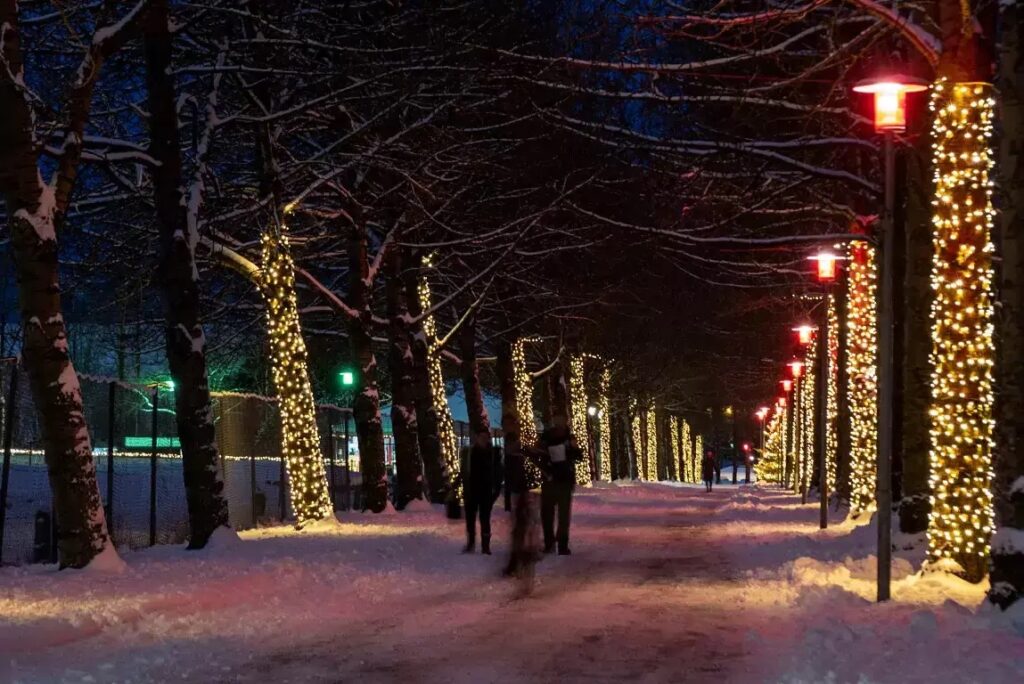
left=852, top=75, right=927, bottom=603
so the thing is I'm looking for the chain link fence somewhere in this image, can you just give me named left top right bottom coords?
left=0, top=359, right=371, bottom=565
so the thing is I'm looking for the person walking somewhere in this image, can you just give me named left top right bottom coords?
left=702, top=450, right=716, bottom=492
left=502, top=433, right=541, bottom=586
left=538, top=416, right=582, bottom=555
left=461, top=428, right=502, bottom=554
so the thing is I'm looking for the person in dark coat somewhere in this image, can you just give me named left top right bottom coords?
left=702, top=451, right=716, bottom=492
left=461, top=428, right=502, bottom=554
left=537, top=416, right=582, bottom=555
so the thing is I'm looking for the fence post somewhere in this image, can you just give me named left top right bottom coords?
left=149, top=387, right=158, bottom=547
left=328, top=410, right=337, bottom=510
left=278, top=448, right=286, bottom=521
left=0, top=364, right=19, bottom=565
left=107, top=381, right=116, bottom=536
left=250, top=422, right=257, bottom=529
left=343, top=414, right=351, bottom=511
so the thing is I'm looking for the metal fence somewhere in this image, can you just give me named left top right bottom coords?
left=0, top=359, right=459, bottom=565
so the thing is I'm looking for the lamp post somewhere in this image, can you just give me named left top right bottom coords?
left=810, top=251, right=839, bottom=531
left=852, top=75, right=926, bottom=603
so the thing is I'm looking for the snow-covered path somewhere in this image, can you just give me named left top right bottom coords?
left=2, top=483, right=1022, bottom=683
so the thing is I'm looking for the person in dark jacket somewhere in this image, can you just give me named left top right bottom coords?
left=461, top=428, right=502, bottom=554
left=538, top=416, right=582, bottom=555
left=702, top=451, right=716, bottom=492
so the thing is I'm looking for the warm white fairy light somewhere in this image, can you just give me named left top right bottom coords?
left=847, top=241, right=879, bottom=514
left=799, top=340, right=817, bottom=493
left=669, top=415, right=680, bottom=481
left=681, top=419, right=692, bottom=482
left=926, top=80, right=996, bottom=580
left=630, top=398, right=642, bottom=480
left=826, top=294, right=839, bottom=492
left=418, top=260, right=459, bottom=489
left=568, top=355, right=591, bottom=484
left=597, top=368, right=611, bottom=481
left=759, top=407, right=785, bottom=484
left=645, top=405, right=658, bottom=481
left=512, top=339, right=538, bottom=448
left=258, top=229, right=333, bottom=525
left=694, top=433, right=704, bottom=477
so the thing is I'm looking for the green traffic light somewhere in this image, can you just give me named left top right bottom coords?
left=340, top=370, right=355, bottom=387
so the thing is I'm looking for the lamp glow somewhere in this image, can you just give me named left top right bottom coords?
left=853, top=76, right=928, bottom=133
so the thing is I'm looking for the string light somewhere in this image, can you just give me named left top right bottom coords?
left=511, top=338, right=543, bottom=487
left=669, top=416, right=680, bottom=481
left=568, top=355, right=591, bottom=484
left=597, top=368, right=611, bottom=481
left=258, top=229, right=333, bottom=525
left=681, top=419, right=693, bottom=482
left=630, top=398, right=642, bottom=480
left=926, top=80, right=996, bottom=581
left=759, top=407, right=785, bottom=484
left=645, top=405, right=658, bottom=481
left=847, top=241, right=879, bottom=515
left=417, top=259, right=458, bottom=491
left=799, top=340, right=817, bottom=494
left=826, top=294, right=839, bottom=493
left=695, top=433, right=704, bottom=479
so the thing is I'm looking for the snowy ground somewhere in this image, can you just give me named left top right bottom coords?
left=2, top=484, right=1023, bottom=683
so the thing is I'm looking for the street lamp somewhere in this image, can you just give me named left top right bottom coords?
left=852, top=74, right=926, bottom=604
left=780, top=379, right=793, bottom=393
left=791, top=324, right=817, bottom=346
left=788, top=359, right=804, bottom=379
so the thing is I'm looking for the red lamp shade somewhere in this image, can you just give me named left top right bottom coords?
left=788, top=360, right=804, bottom=379
left=780, top=379, right=793, bottom=393
left=792, top=324, right=817, bottom=345
left=852, top=77, right=928, bottom=133
left=809, top=251, right=838, bottom=282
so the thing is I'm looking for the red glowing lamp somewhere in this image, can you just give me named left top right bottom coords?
left=852, top=76, right=928, bottom=133
left=809, top=251, right=839, bottom=282
left=788, top=359, right=804, bottom=379
left=780, top=379, right=793, bottom=393
left=792, top=324, right=817, bottom=345
left=756, top=406, right=769, bottom=420
left=778, top=396, right=788, bottom=408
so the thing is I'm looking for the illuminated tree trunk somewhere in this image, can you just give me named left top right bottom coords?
left=847, top=242, right=879, bottom=515
left=925, top=0, right=997, bottom=583
left=348, top=227, right=388, bottom=512
left=0, top=1, right=114, bottom=568
left=403, top=253, right=449, bottom=502
left=258, top=232, right=333, bottom=524
left=458, top=313, right=490, bottom=435
left=567, top=354, right=591, bottom=484
left=386, top=249, right=423, bottom=510
left=143, top=0, right=229, bottom=547
left=835, top=271, right=852, bottom=503
left=990, top=0, right=1024, bottom=607
left=899, top=108, right=934, bottom=535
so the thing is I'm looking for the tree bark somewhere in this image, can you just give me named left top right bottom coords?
left=835, top=269, right=852, bottom=503
left=402, top=252, right=449, bottom=503
left=458, top=312, right=490, bottom=435
left=348, top=226, right=388, bottom=512
left=991, top=0, right=1024, bottom=609
left=386, top=249, right=423, bottom=510
left=0, top=0, right=114, bottom=568
left=142, top=0, right=229, bottom=548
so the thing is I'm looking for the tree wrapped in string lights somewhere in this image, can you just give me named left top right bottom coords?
left=512, top=339, right=538, bottom=448
left=568, top=354, right=592, bottom=484
left=826, top=294, right=840, bottom=494
left=597, top=368, right=611, bottom=481
left=418, top=265, right=459, bottom=492
left=681, top=419, right=692, bottom=482
left=927, top=80, right=997, bottom=582
left=645, top=406, right=658, bottom=481
left=847, top=242, right=879, bottom=515
left=258, top=229, right=333, bottom=525
left=629, top=398, right=642, bottom=480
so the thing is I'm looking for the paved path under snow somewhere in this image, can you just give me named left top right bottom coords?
left=218, top=484, right=754, bottom=683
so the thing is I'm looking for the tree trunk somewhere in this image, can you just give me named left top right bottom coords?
left=496, top=340, right=520, bottom=438
left=348, top=227, right=388, bottom=512
left=458, top=313, right=490, bottom=435
left=386, top=249, right=423, bottom=510
left=991, top=0, right=1024, bottom=608
left=402, top=252, right=449, bottom=503
left=142, top=0, right=229, bottom=547
left=899, top=103, right=933, bottom=535
left=835, top=269, right=852, bottom=503
left=1, top=1, right=113, bottom=568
